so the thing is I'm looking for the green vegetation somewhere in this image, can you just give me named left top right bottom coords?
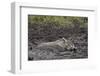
left=28, top=15, right=88, bottom=28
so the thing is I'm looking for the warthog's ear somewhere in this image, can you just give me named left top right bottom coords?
left=62, top=37, right=67, bottom=43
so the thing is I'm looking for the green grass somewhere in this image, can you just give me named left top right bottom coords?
left=28, top=15, right=88, bottom=28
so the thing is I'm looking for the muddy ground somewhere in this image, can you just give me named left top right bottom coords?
left=28, top=23, right=88, bottom=60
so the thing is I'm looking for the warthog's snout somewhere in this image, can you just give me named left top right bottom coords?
left=66, top=46, right=77, bottom=52
left=73, top=47, right=77, bottom=51
left=70, top=46, right=77, bottom=53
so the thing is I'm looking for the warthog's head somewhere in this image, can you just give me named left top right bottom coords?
left=56, top=37, right=77, bottom=51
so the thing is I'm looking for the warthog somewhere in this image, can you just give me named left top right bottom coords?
left=28, top=37, right=77, bottom=60
left=37, top=37, right=77, bottom=51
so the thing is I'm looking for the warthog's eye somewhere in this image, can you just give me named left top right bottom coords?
left=73, top=48, right=76, bottom=51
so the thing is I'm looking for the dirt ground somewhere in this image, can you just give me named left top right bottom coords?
left=28, top=23, right=88, bottom=60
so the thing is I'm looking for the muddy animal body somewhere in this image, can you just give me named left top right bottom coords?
left=37, top=37, right=76, bottom=50
left=28, top=37, right=77, bottom=60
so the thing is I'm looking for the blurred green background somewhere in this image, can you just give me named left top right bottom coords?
left=28, top=15, right=88, bottom=28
